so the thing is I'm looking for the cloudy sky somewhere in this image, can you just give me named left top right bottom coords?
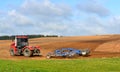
left=0, top=0, right=120, bottom=36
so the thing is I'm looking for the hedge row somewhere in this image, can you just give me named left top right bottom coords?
left=0, top=35, right=59, bottom=40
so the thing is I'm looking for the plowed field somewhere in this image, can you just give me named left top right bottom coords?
left=0, top=35, right=120, bottom=60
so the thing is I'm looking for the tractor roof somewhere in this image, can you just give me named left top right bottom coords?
left=16, top=36, right=28, bottom=38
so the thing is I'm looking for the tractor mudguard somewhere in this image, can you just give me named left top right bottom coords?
left=22, top=46, right=34, bottom=51
left=34, top=46, right=41, bottom=50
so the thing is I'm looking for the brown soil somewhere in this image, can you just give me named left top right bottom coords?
left=95, top=40, right=120, bottom=52
left=0, top=34, right=120, bottom=60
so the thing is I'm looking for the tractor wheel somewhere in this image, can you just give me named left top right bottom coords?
left=34, top=49, right=41, bottom=55
left=10, top=48, right=15, bottom=56
left=23, top=48, right=33, bottom=57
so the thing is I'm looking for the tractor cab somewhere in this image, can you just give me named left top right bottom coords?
left=15, top=36, right=28, bottom=49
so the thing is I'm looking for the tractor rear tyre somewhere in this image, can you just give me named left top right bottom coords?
left=10, top=48, right=15, bottom=56
left=34, top=49, right=41, bottom=55
left=23, top=48, right=33, bottom=57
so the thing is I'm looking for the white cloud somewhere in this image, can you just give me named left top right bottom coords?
left=43, top=23, right=67, bottom=31
left=21, top=0, right=72, bottom=19
left=0, top=0, right=120, bottom=36
left=0, top=17, right=14, bottom=35
left=0, top=0, right=72, bottom=36
left=106, top=16, right=120, bottom=34
left=72, top=16, right=107, bottom=35
left=19, top=0, right=72, bottom=35
left=109, top=16, right=120, bottom=25
left=77, top=0, right=110, bottom=16
left=8, top=10, right=33, bottom=26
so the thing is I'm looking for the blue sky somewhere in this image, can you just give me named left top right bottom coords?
left=0, top=0, right=120, bottom=36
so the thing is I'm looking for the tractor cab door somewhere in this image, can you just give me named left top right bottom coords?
left=15, top=37, right=28, bottom=49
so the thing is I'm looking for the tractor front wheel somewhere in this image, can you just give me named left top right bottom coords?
left=10, top=48, right=15, bottom=56
left=23, top=48, right=33, bottom=57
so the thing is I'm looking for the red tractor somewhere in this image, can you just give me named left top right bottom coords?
left=10, top=36, right=41, bottom=57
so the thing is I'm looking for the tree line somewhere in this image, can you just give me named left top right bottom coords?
left=0, top=34, right=59, bottom=40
